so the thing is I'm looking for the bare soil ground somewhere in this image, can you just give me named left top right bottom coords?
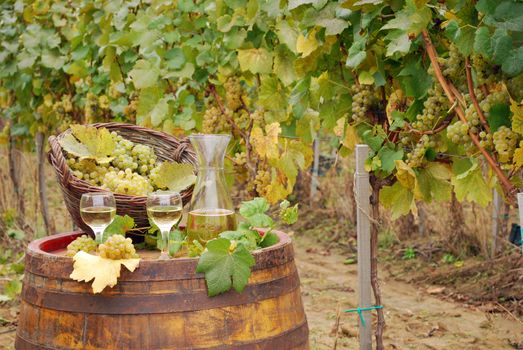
left=295, top=235, right=523, bottom=349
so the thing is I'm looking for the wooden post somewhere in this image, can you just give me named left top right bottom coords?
left=491, top=189, right=500, bottom=258
left=355, top=144, right=372, bottom=350
left=518, top=193, right=523, bottom=254
left=310, top=138, right=320, bottom=199
left=36, top=132, right=54, bottom=235
left=418, top=203, right=426, bottom=237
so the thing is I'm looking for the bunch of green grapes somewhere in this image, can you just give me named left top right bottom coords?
left=66, top=235, right=97, bottom=257
left=202, top=106, right=230, bottom=133
left=406, top=135, right=434, bottom=167
left=479, top=90, right=509, bottom=117
left=442, top=45, right=466, bottom=90
left=250, top=109, right=265, bottom=127
left=248, top=168, right=271, bottom=197
left=471, top=54, right=500, bottom=86
left=351, top=84, right=376, bottom=123
left=224, top=77, right=242, bottom=112
left=131, top=144, right=157, bottom=175
left=493, top=126, right=519, bottom=162
left=507, top=74, right=523, bottom=101
left=412, top=85, right=449, bottom=131
left=478, top=131, right=493, bottom=150
left=447, top=121, right=470, bottom=145
left=102, top=169, right=153, bottom=196
left=233, top=109, right=250, bottom=129
left=464, top=105, right=481, bottom=134
left=99, top=235, right=138, bottom=260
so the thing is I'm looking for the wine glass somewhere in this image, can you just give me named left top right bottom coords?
left=80, top=192, right=117, bottom=244
left=147, top=191, right=183, bottom=260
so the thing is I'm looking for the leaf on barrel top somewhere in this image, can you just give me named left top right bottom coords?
left=152, top=161, right=196, bottom=192
left=70, top=251, right=140, bottom=294
left=58, top=125, right=116, bottom=163
left=239, top=197, right=274, bottom=228
left=102, top=215, right=135, bottom=242
left=196, top=238, right=255, bottom=297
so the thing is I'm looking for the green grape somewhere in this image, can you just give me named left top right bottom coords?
left=350, top=84, right=376, bottom=123
left=224, top=77, right=242, bottom=112
left=233, top=110, right=250, bottom=129
left=202, top=106, right=231, bottom=133
left=250, top=109, right=265, bottom=127
left=471, top=54, right=500, bottom=86
left=99, top=235, right=138, bottom=260
left=66, top=235, right=97, bottom=257
left=253, top=168, right=271, bottom=197
left=507, top=74, right=523, bottom=101
left=493, top=126, right=518, bottom=162
left=479, top=91, right=509, bottom=117
left=442, top=45, right=466, bottom=90
left=406, top=135, right=432, bottom=167
left=447, top=121, right=471, bottom=145
left=412, top=85, right=449, bottom=131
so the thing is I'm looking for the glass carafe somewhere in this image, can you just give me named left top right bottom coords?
left=186, top=134, right=237, bottom=245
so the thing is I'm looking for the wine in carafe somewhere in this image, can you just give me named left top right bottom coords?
left=187, top=134, right=235, bottom=245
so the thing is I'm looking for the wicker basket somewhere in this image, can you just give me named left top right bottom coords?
left=48, top=122, right=196, bottom=233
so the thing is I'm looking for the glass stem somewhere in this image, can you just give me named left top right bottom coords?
left=161, top=230, right=169, bottom=256
left=94, top=230, right=103, bottom=244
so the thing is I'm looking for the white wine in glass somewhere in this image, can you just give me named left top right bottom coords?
left=147, top=191, right=183, bottom=259
left=80, top=192, right=116, bottom=244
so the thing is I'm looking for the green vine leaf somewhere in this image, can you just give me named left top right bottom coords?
left=59, top=125, right=116, bottom=163
left=152, top=162, right=196, bottom=192
left=196, top=238, right=255, bottom=296
left=451, top=160, right=492, bottom=206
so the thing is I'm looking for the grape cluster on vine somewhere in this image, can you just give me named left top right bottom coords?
left=406, top=135, right=435, bottom=167
left=493, top=126, right=518, bottom=163
left=202, top=106, right=231, bottom=133
left=412, top=85, right=449, bottom=131
left=350, top=84, right=377, bottom=123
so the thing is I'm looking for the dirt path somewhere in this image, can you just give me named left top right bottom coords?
left=295, top=235, right=523, bottom=349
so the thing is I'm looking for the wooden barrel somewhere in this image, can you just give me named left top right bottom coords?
left=16, top=231, right=309, bottom=350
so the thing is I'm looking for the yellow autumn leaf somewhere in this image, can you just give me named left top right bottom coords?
left=386, top=89, right=404, bottom=124
left=59, top=125, right=116, bottom=163
left=296, top=29, right=318, bottom=57
left=395, top=160, right=417, bottom=190
left=510, top=99, right=523, bottom=135
left=342, top=124, right=359, bottom=153
left=251, top=122, right=281, bottom=159
left=70, top=251, right=140, bottom=294
left=513, top=141, right=523, bottom=169
left=265, top=178, right=289, bottom=204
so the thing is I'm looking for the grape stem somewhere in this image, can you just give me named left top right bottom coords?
left=465, top=57, right=491, bottom=134
left=404, top=113, right=454, bottom=135
left=421, top=30, right=516, bottom=204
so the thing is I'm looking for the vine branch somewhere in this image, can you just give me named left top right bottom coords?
left=465, top=57, right=491, bottom=134
left=421, top=30, right=516, bottom=203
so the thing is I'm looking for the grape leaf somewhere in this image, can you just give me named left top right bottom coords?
left=510, top=99, right=523, bottom=135
left=70, top=251, right=140, bottom=294
left=395, top=160, right=416, bottom=189
left=342, top=125, right=359, bottom=153
left=239, top=197, right=274, bottom=227
left=237, top=48, right=273, bottom=74
left=103, top=215, right=135, bottom=242
left=251, top=122, right=281, bottom=159
left=58, top=125, right=116, bottom=163
left=259, top=231, right=279, bottom=248
left=513, top=141, right=523, bottom=169
left=195, top=238, right=255, bottom=296
left=219, top=230, right=258, bottom=251
left=415, top=162, right=452, bottom=202
left=451, top=159, right=491, bottom=206
left=296, top=30, right=319, bottom=57
left=279, top=200, right=299, bottom=224
left=129, top=59, right=160, bottom=89
left=380, top=182, right=415, bottom=219
left=152, top=162, right=196, bottom=192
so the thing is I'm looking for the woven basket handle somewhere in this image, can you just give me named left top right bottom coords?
left=48, top=135, right=73, bottom=187
left=173, top=138, right=191, bottom=161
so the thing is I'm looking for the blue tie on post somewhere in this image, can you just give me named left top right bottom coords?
left=344, top=305, right=384, bottom=327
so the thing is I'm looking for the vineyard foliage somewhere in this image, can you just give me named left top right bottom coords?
left=1, top=0, right=523, bottom=213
